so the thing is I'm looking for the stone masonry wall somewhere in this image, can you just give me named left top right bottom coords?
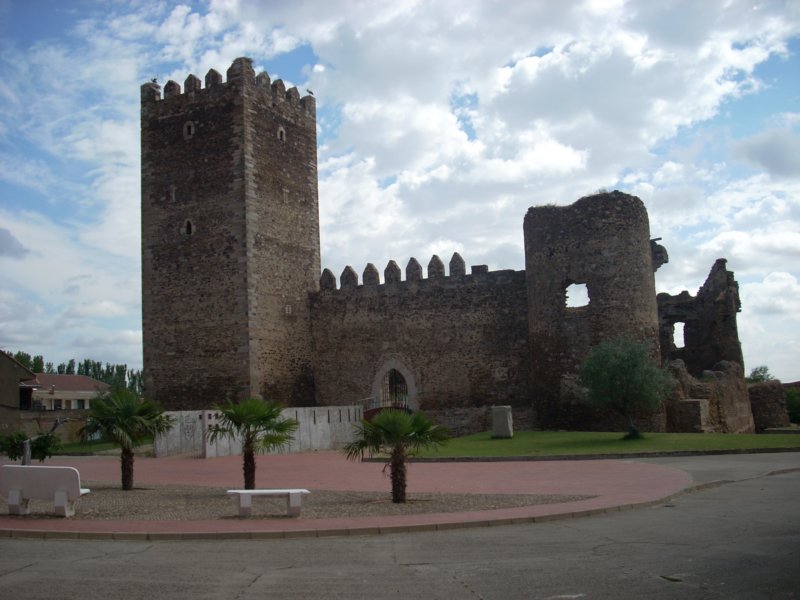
left=141, top=67, right=251, bottom=409
left=141, top=58, right=319, bottom=410
left=241, top=59, right=320, bottom=406
left=748, top=381, right=790, bottom=432
left=310, top=256, right=532, bottom=434
left=523, top=191, right=661, bottom=429
left=658, top=259, right=743, bottom=376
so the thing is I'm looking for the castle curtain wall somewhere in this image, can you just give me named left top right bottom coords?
left=310, top=267, right=531, bottom=422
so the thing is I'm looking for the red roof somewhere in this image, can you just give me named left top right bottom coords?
left=33, top=374, right=111, bottom=393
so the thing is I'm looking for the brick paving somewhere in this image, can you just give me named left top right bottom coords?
left=0, top=452, right=692, bottom=538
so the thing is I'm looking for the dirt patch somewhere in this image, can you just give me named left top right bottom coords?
left=2, top=482, right=594, bottom=521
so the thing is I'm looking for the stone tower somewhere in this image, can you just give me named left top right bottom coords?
left=140, top=57, right=320, bottom=409
left=523, top=191, right=661, bottom=428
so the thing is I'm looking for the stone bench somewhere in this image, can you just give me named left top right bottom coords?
left=0, top=465, right=90, bottom=518
left=227, top=488, right=310, bottom=518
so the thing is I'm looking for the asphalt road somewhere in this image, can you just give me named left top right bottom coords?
left=1, top=457, right=798, bottom=600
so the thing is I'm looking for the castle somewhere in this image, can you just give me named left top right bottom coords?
left=141, top=57, right=753, bottom=435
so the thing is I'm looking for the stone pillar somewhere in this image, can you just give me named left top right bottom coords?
left=491, top=405, right=514, bottom=438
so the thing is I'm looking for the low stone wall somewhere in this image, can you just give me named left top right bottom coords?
left=0, top=407, right=89, bottom=443
left=666, top=360, right=754, bottom=433
left=154, top=405, right=363, bottom=458
left=749, top=381, right=790, bottom=432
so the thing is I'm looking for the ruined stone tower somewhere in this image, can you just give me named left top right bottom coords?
left=141, top=57, right=319, bottom=409
left=523, top=192, right=661, bottom=428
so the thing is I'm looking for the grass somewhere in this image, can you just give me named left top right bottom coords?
left=56, top=437, right=152, bottom=455
left=56, top=439, right=119, bottom=454
left=417, top=430, right=800, bottom=459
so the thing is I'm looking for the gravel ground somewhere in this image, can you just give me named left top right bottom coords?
left=3, top=482, right=593, bottom=521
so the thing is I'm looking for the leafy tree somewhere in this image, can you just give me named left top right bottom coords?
left=785, top=388, right=800, bottom=424
left=81, top=389, right=174, bottom=490
left=0, top=431, right=61, bottom=462
left=206, top=398, right=298, bottom=490
left=13, top=351, right=32, bottom=369
left=0, top=432, right=28, bottom=460
left=343, top=410, right=450, bottom=503
left=580, top=337, right=673, bottom=440
left=44, top=362, right=55, bottom=374
left=747, top=365, right=775, bottom=383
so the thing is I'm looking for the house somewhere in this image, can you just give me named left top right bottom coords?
left=0, top=354, right=110, bottom=443
left=29, top=373, right=109, bottom=411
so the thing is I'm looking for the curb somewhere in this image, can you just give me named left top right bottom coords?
left=391, top=446, right=800, bottom=463
left=3, top=457, right=798, bottom=542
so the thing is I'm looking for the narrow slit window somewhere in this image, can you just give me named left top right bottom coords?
left=673, top=322, right=685, bottom=349
left=183, top=121, right=196, bottom=140
left=181, top=219, right=195, bottom=236
left=277, top=126, right=286, bottom=141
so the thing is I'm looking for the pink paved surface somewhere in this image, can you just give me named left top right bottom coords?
left=0, top=453, right=692, bottom=537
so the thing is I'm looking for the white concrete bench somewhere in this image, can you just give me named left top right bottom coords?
left=0, top=465, right=90, bottom=518
left=227, top=488, right=309, bottom=518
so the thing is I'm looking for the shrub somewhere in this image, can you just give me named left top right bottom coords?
left=786, top=388, right=800, bottom=424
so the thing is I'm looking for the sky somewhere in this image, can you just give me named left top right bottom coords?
left=0, top=0, right=798, bottom=382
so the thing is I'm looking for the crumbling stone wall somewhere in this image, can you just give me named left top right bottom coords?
left=748, top=381, right=790, bottom=431
left=310, top=256, right=532, bottom=434
left=667, top=360, right=754, bottom=433
left=141, top=58, right=319, bottom=410
left=657, top=259, right=743, bottom=377
left=523, top=192, right=661, bottom=429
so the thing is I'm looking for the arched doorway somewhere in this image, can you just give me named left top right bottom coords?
left=367, top=358, right=419, bottom=420
left=381, top=368, right=408, bottom=409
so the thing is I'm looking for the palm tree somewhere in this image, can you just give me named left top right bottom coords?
left=206, top=398, right=298, bottom=489
left=343, top=409, right=449, bottom=503
left=81, top=389, right=174, bottom=490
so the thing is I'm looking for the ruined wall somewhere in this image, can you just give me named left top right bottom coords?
left=310, top=254, right=532, bottom=434
left=523, top=192, right=661, bottom=429
left=141, top=58, right=318, bottom=410
left=667, top=360, right=754, bottom=433
left=748, top=381, right=790, bottom=432
left=658, top=259, right=743, bottom=377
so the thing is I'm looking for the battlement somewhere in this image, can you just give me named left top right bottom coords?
left=140, top=57, right=315, bottom=120
left=316, top=252, right=523, bottom=296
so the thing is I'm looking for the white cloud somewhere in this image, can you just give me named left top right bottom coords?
left=64, top=301, right=128, bottom=319
left=0, top=0, right=798, bottom=381
left=733, top=128, right=800, bottom=178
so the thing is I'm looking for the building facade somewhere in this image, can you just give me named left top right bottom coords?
left=141, top=58, right=749, bottom=434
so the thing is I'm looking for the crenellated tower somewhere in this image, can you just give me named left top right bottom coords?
left=141, top=57, right=320, bottom=409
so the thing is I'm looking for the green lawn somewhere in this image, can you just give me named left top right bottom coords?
left=417, top=430, right=800, bottom=458
left=56, top=439, right=121, bottom=454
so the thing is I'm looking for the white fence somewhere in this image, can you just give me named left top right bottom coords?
left=154, top=405, right=363, bottom=458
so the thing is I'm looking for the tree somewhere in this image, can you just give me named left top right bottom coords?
left=206, top=398, right=298, bottom=490
left=747, top=365, right=775, bottom=383
left=0, top=431, right=61, bottom=462
left=579, top=337, right=672, bottom=440
left=80, top=389, right=174, bottom=490
left=343, top=410, right=450, bottom=503
left=31, top=355, right=44, bottom=372
left=13, top=351, right=32, bottom=369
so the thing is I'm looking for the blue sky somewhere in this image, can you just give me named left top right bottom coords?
left=1, top=0, right=799, bottom=382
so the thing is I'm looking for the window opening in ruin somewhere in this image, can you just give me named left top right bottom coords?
left=277, top=126, right=286, bottom=141
left=183, top=121, right=195, bottom=140
left=181, top=219, right=194, bottom=236
left=381, top=369, right=408, bottom=409
left=565, top=283, right=589, bottom=308
left=673, top=322, right=685, bottom=349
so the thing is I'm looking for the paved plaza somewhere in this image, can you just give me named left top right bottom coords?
left=0, top=450, right=797, bottom=539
